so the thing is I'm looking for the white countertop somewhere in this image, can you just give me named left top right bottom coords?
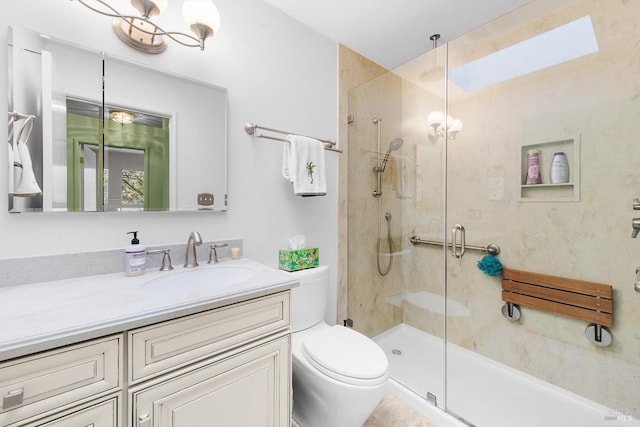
left=0, top=258, right=298, bottom=362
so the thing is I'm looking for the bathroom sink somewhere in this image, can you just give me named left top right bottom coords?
left=144, top=265, right=258, bottom=293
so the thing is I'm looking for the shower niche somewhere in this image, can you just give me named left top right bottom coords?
left=519, top=135, right=580, bottom=202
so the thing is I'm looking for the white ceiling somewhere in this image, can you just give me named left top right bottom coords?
left=263, top=0, right=534, bottom=70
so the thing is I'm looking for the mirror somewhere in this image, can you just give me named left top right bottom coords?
left=8, top=26, right=228, bottom=213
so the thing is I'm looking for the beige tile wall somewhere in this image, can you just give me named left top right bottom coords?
left=341, top=0, right=640, bottom=412
left=337, top=45, right=387, bottom=325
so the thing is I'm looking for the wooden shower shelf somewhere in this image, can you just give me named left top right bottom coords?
left=501, top=268, right=613, bottom=326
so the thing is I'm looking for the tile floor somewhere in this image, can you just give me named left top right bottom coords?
left=292, top=392, right=436, bottom=427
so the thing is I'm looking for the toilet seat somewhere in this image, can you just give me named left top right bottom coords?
left=301, top=326, right=388, bottom=386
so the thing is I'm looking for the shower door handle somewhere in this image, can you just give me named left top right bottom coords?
left=451, top=224, right=466, bottom=259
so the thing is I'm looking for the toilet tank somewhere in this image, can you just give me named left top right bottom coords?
left=288, top=265, right=329, bottom=332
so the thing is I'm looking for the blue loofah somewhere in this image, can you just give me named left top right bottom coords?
left=477, top=255, right=503, bottom=276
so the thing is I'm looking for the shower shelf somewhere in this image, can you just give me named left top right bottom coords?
left=380, top=249, right=411, bottom=258
left=519, top=135, right=580, bottom=202
left=521, top=183, right=574, bottom=188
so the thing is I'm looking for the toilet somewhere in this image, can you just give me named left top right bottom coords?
left=289, top=266, right=389, bottom=427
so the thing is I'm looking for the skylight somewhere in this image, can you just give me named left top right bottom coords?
left=448, top=15, right=599, bottom=91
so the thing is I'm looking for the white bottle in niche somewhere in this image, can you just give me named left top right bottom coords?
left=550, top=151, right=569, bottom=184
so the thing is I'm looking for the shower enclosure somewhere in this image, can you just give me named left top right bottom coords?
left=346, top=0, right=640, bottom=425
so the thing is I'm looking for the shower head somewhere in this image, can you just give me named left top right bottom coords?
left=389, top=138, right=404, bottom=151
left=379, top=138, right=404, bottom=172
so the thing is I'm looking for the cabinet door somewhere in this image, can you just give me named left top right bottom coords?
left=132, top=336, right=290, bottom=427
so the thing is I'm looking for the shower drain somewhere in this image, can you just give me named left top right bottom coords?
left=391, top=349, right=402, bottom=356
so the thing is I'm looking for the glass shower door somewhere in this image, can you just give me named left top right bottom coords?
left=444, top=0, right=640, bottom=425
left=346, top=44, right=449, bottom=410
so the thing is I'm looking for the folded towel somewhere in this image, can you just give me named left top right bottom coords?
left=14, top=141, right=42, bottom=197
left=8, top=144, right=14, bottom=195
left=13, top=115, right=42, bottom=197
left=282, top=135, right=326, bottom=196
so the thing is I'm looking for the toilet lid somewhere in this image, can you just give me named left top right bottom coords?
left=301, top=326, right=388, bottom=385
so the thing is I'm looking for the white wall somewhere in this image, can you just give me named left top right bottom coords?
left=1, top=0, right=339, bottom=322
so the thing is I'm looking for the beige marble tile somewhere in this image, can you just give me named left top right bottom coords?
left=364, top=393, right=436, bottom=427
left=337, top=45, right=388, bottom=325
left=342, top=0, right=640, bottom=414
left=292, top=392, right=436, bottom=427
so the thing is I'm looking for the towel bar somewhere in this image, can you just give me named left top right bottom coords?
left=244, top=122, right=342, bottom=153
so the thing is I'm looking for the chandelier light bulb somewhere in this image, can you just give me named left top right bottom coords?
left=427, top=110, right=445, bottom=130
left=427, top=110, right=463, bottom=140
left=184, top=0, right=221, bottom=32
left=449, top=119, right=463, bottom=134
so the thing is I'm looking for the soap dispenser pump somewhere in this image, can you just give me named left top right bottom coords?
left=125, top=231, right=146, bottom=276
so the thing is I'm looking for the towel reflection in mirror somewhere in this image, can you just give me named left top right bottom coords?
left=8, top=112, right=42, bottom=197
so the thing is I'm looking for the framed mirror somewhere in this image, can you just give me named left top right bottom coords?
left=8, top=26, right=228, bottom=213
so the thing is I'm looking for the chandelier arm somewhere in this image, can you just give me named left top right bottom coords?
left=158, top=31, right=201, bottom=48
left=76, top=0, right=132, bottom=20
left=76, top=0, right=203, bottom=48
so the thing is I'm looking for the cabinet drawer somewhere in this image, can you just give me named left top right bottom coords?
left=129, top=292, right=290, bottom=383
left=0, top=336, right=121, bottom=426
left=19, top=396, right=118, bottom=427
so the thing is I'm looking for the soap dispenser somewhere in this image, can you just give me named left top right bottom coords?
left=125, top=231, right=146, bottom=276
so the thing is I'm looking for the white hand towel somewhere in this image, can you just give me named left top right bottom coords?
left=282, top=141, right=291, bottom=180
left=14, top=142, right=42, bottom=197
left=8, top=144, right=14, bottom=195
left=13, top=115, right=42, bottom=197
left=283, top=135, right=326, bottom=196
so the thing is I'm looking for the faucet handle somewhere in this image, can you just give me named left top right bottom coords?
left=208, top=243, right=229, bottom=264
left=147, top=249, right=174, bottom=271
left=632, top=218, right=640, bottom=238
left=634, top=198, right=640, bottom=210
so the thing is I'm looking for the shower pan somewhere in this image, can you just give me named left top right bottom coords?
left=346, top=0, right=640, bottom=425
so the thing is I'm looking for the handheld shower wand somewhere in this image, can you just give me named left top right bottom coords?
left=375, top=138, right=404, bottom=173
left=373, top=137, right=404, bottom=197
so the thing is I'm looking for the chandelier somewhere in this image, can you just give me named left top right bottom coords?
left=75, top=0, right=221, bottom=54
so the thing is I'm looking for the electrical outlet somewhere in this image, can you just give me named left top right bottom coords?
left=197, top=193, right=214, bottom=206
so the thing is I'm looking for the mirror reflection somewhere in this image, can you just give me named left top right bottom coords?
left=8, top=26, right=227, bottom=213
left=66, top=99, right=170, bottom=211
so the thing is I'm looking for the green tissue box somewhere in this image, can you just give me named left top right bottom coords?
left=278, top=248, right=319, bottom=271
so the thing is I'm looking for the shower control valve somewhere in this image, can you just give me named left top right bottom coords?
left=632, top=218, right=640, bottom=238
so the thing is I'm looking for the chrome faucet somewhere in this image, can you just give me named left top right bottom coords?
left=184, top=231, right=203, bottom=267
left=208, top=243, right=229, bottom=264
left=632, top=219, right=640, bottom=238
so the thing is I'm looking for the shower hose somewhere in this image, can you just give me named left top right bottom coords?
left=377, top=211, right=394, bottom=276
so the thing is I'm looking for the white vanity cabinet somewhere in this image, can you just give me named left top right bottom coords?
left=127, top=291, right=291, bottom=427
left=0, top=335, right=122, bottom=427
left=0, top=273, right=293, bottom=427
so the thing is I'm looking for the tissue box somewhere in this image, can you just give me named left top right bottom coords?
left=278, top=248, right=319, bottom=271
